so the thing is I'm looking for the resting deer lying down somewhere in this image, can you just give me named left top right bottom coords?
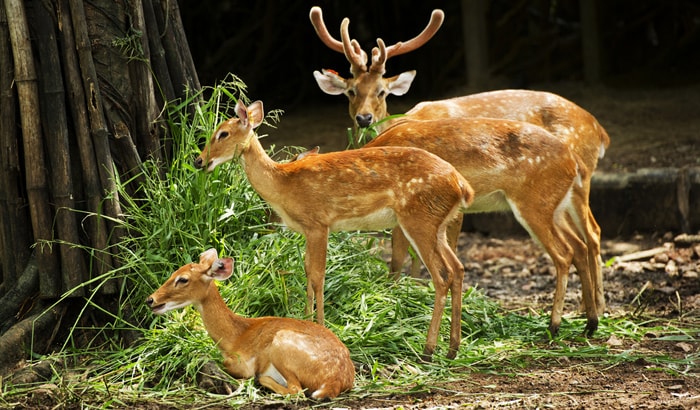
left=146, top=248, right=354, bottom=399
left=363, top=117, right=600, bottom=337
left=194, top=99, right=473, bottom=360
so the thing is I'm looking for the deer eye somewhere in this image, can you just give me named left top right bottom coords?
left=346, top=89, right=356, bottom=98
left=217, top=131, right=229, bottom=140
left=377, top=89, right=386, bottom=98
left=175, top=276, right=188, bottom=285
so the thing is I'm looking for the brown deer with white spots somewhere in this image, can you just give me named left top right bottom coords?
left=364, top=117, right=600, bottom=337
left=146, top=248, right=354, bottom=399
left=310, top=7, right=610, bottom=324
left=194, top=100, right=474, bottom=360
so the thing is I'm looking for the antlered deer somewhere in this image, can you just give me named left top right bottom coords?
left=309, top=6, right=444, bottom=132
left=194, top=99, right=474, bottom=359
left=364, top=118, right=599, bottom=336
left=310, top=7, right=610, bottom=322
left=146, top=248, right=354, bottom=399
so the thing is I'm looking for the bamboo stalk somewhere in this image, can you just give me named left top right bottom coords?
left=69, top=0, right=125, bottom=293
left=4, top=0, right=61, bottom=297
left=32, top=0, right=87, bottom=296
left=127, top=0, right=162, bottom=164
left=57, top=0, right=115, bottom=291
left=143, top=0, right=175, bottom=161
left=157, top=0, right=200, bottom=94
left=0, top=3, right=32, bottom=289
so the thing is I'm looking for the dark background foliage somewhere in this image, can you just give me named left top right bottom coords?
left=178, top=0, right=700, bottom=111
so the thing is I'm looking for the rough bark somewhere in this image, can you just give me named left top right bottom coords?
left=56, top=0, right=115, bottom=286
left=0, top=253, right=38, bottom=333
left=31, top=0, right=87, bottom=296
left=0, top=307, right=63, bottom=377
left=4, top=0, right=62, bottom=297
left=0, top=3, right=32, bottom=290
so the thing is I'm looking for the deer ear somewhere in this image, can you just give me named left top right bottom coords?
left=386, top=70, right=416, bottom=96
left=313, top=70, right=348, bottom=95
left=235, top=99, right=248, bottom=121
left=209, top=258, right=234, bottom=281
left=246, top=101, right=264, bottom=128
left=199, top=248, right=219, bottom=264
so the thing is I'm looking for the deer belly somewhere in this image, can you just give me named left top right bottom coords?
left=465, top=190, right=512, bottom=213
left=330, top=207, right=397, bottom=232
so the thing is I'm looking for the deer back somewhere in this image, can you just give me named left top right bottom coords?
left=364, top=117, right=582, bottom=213
left=405, top=90, right=610, bottom=173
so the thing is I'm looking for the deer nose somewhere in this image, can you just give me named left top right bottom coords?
left=356, top=113, right=373, bottom=128
left=194, top=157, right=204, bottom=169
left=145, top=296, right=154, bottom=306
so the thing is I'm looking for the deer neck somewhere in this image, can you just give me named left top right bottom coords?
left=238, top=132, right=283, bottom=202
left=196, top=283, right=247, bottom=347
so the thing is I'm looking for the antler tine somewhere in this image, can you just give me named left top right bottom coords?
left=340, top=18, right=368, bottom=74
left=309, top=6, right=344, bottom=53
left=384, top=9, right=444, bottom=59
left=369, top=38, right=388, bottom=74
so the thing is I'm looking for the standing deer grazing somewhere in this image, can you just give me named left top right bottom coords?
left=364, top=118, right=599, bottom=336
left=194, top=99, right=474, bottom=360
left=146, top=248, right=354, bottom=399
left=310, top=7, right=610, bottom=320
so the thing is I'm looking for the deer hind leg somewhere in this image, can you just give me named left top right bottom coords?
left=400, top=215, right=463, bottom=360
left=559, top=216, right=598, bottom=337
left=509, top=201, right=574, bottom=337
left=571, top=180, right=605, bottom=318
left=562, top=189, right=602, bottom=336
left=586, top=208, right=605, bottom=314
left=303, top=228, right=330, bottom=324
left=406, top=213, right=463, bottom=279
left=257, top=375, right=303, bottom=397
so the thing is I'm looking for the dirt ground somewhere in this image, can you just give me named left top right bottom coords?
left=337, top=232, right=700, bottom=410
left=256, top=83, right=700, bottom=409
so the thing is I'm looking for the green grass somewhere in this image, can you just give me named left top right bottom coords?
left=2, top=76, right=697, bottom=408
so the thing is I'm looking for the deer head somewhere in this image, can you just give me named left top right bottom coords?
left=146, top=248, right=234, bottom=315
left=310, top=6, right=444, bottom=130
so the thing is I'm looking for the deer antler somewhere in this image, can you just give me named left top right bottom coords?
left=370, top=9, right=444, bottom=74
left=310, top=6, right=367, bottom=75
left=340, top=18, right=368, bottom=75
left=309, top=6, right=343, bottom=52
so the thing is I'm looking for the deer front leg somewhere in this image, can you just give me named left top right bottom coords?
left=222, top=355, right=255, bottom=380
left=304, top=228, right=329, bottom=324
